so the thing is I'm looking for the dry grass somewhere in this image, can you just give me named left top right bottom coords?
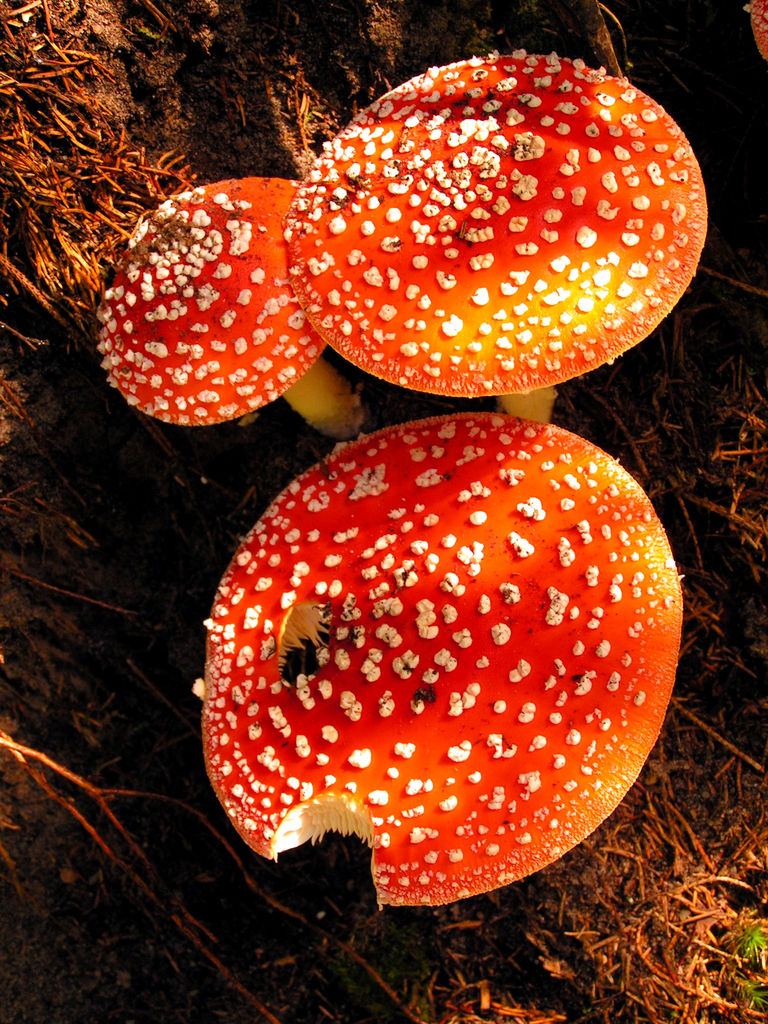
left=0, top=0, right=192, bottom=340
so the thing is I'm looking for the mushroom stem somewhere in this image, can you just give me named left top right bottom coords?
left=283, top=355, right=365, bottom=439
left=561, top=0, right=623, bottom=75
left=495, top=386, right=557, bottom=424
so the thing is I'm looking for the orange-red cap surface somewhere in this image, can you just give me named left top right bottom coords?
left=748, top=0, right=768, bottom=61
left=286, top=52, right=707, bottom=397
left=98, top=177, right=323, bottom=425
left=203, top=412, right=683, bottom=906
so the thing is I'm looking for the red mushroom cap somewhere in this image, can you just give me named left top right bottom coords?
left=285, top=51, right=707, bottom=397
left=98, top=177, right=324, bottom=425
left=203, top=411, right=682, bottom=907
left=747, top=0, right=768, bottom=61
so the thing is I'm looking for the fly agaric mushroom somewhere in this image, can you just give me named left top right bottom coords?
left=97, top=176, right=363, bottom=438
left=202, top=411, right=682, bottom=907
left=285, top=51, right=706, bottom=418
left=746, top=1, right=768, bottom=61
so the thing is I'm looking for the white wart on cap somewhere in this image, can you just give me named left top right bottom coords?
left=286, top=51, right=707, bottom=397
left=97, top=177, right=324, bottom=425
left=203, top=412, right=683, bottom=907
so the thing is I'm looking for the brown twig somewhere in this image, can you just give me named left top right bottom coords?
left=699, top=265, right=768, bottom=300
left=0, top=252, right=70, bottom=327
left=0, top=558, right=137, bottom=616
left=0, top=834, right=26, bottom=901
left=672, top=699, right=765, bottom=774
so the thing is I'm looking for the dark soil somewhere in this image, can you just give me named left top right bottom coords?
left=1, top=3, right=767, bottom=1024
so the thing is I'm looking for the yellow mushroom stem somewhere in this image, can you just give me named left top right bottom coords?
left=283, top=355, right=365, bottom=439
left=495, top=385, right=557, bottom=424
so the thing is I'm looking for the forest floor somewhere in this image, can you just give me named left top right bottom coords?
left=1, top=2, right=767, bottom=1023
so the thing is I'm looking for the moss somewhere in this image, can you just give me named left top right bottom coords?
left=326, top=914, right=437, bottom=1023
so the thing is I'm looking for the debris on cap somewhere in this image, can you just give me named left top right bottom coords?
left=202, top=411, right=683, bottom=906
left=97, top=177, right=329, bottom=426
left=286, top=51, right=707, bottom=398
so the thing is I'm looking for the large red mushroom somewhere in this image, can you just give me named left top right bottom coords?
left=202, top=411, right=683, bottom=907
left=285, top=51, right=707, bottom=418
left=97, top=177, right=363, bottom=438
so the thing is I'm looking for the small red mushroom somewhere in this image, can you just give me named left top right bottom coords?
left=202, top=411, right=682, bottom=907
left=97, top=177, right=363, bottom=437
left=747, top=0, right=768, bottom=61
left=285, top=51, right=707, bottom=412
